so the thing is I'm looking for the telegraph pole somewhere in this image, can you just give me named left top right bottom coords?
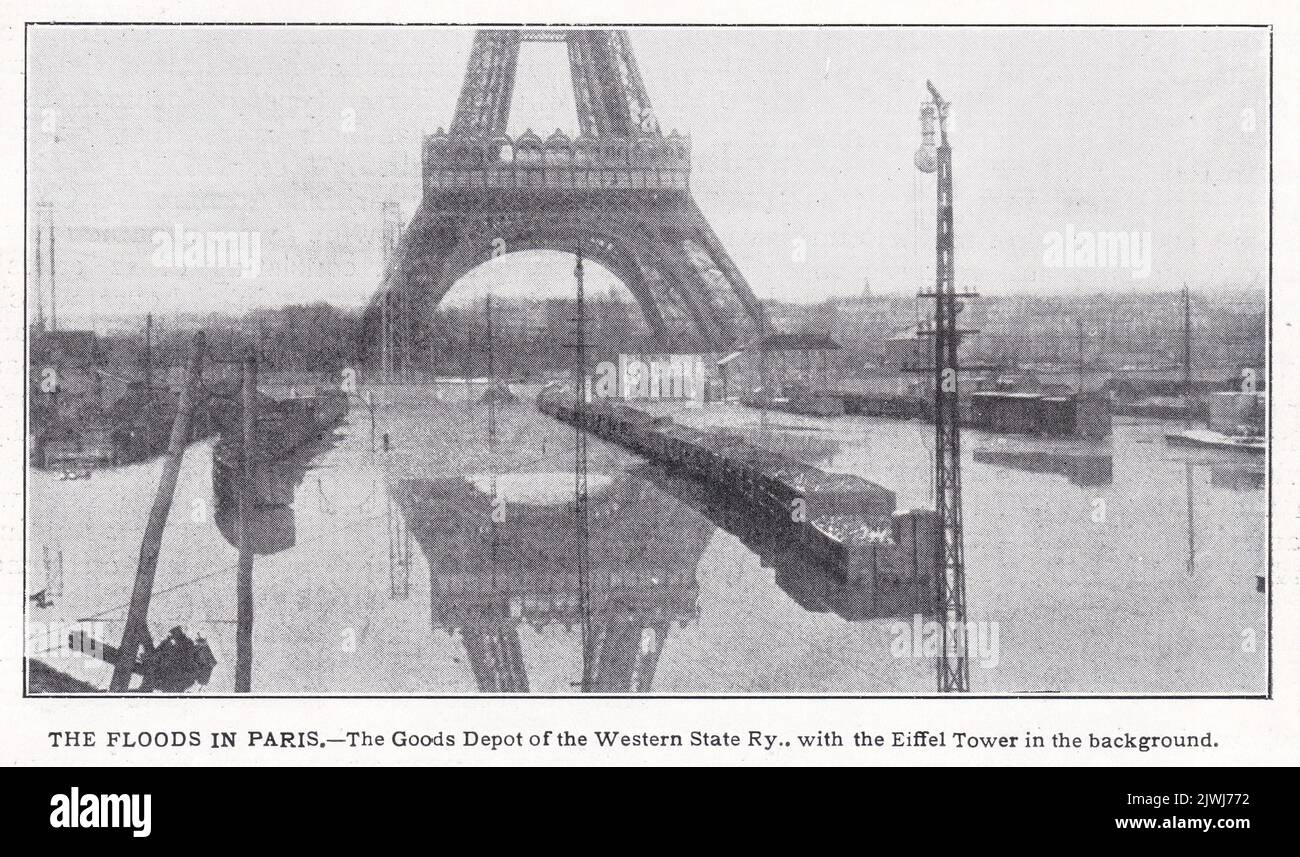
left=235, top=349, right=257, bottom=693
left=1182, top=282, right=1196, bottom=577
left=916, top=81, right=971, bottom=692
left=45, top=204, right=58, bottom=332
left=110, top=333, right=206, bottom=691
left=1076, top=318, right=1085, bottom=395
left=757, top=305, right=768, bottom=431
left=573, top=247, right=592, bottom=692
left=486, top=293, right=496, bottom=460
left=33, top=221, right=45, bottom=333
left=1182, top=282, right=1193, bottom=397
left=486, top=291, right=503, bottom=579
left=144, top=313, right=154, bottom=391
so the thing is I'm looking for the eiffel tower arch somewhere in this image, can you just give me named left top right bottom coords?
left=367, top=28, right=763, bottom=360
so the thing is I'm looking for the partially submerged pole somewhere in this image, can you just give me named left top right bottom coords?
left=235, top=349, right=257, bottom=693
left=110, top=331, right=206, bottom=691
left=144, top=313, right=154, bottom=391
left=1075, top=318, right=1084, bottom=396
left=466, top=315, right=474, bottom=408
left=49, top=207, right=57, bottom=331
left=366, top=389, right=376, bottom=452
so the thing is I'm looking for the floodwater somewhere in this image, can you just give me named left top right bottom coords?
left=27, top=386, right=1267, bottom=694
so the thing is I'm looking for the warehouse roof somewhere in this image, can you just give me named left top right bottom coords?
left=749, top=332, right=842, bottom=352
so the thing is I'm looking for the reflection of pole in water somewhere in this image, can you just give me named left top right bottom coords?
left=1185, top=461, right=1196, bottom=578
left=387, top=482, right=410, bottom=599
left=42, top=545, right=64, bottom=598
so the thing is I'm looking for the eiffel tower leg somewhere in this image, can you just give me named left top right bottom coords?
left=679, top=195, right=764, bottom=332
left=651, top=223, right=736, bottom=348
left=646, top=233, right=722, bottom=351
left=378, top=29, right=763, bottom=357
left=452, top=31, right=521, bottom=137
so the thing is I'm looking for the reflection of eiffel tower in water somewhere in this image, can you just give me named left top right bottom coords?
left=389, top=474, right=712, bottom=692
left=387, top=485, right=412, bottom=599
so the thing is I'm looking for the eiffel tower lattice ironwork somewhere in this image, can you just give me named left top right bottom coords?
left=365, top=28, right=763, bottom=359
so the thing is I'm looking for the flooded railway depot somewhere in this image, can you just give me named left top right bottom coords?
left=26, top=386, right=1266, bottom=695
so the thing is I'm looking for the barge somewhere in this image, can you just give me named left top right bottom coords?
left=209, top=386, right=348, bottom=501
left=1164, top=428, right=1264, bottom=455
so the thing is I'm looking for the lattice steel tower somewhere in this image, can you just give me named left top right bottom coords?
left=573, top=248, right=593, bottom=692
left=916, top=81, right=971, bottom=693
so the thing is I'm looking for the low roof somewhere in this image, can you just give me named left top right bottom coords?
left=750, top=332, right=842, bottom=352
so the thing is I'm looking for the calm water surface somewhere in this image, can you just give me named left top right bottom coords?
left=27, top=388, right=1266, bottom=694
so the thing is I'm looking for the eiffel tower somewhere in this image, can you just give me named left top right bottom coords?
left=367, top=28, right=763, bottom=359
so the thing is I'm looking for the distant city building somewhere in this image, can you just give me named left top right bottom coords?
left=724, top=331, right=842, bottom=396
left=33, top=329, right=100, bottom=369
left=881, top=322, right=976, bottom=372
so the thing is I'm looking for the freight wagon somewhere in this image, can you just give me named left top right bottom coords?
left=538, top=386, right=938, bottom=606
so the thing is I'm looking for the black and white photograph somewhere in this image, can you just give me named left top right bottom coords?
left=19, top=18, right=1271, bottom=704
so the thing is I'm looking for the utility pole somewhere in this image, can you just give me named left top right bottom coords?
left=465, top=315, right=474, bottom=407
left=1181, top=281, right=1197, bottom=577
left=380, top=290, right=390, bottom=385
left=33, top=220, right=45, bottom=333
left=1182, top=284, right=1191, bottom=391
left=573, top=247, right=592, bottom=692
left=365, top=389, right=376, bottom=453
left=485, top=294, right=501, bottom=586
left=144, top=313, right=154, bottom=391
left=757, top=305, right=768, bottom=431
left=486, top=293, right=498, bottom=477
left=916, top=80, right=971, bottom=693
left=235, top=349, right=257, bottom=693
left=48, top=205, right=57, bottom=332
left=110, top=333, right=206, bottom=691
left=1076, top=318, right=1085, bottom=396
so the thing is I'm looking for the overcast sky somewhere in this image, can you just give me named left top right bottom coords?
left=26, top=25, right=1269, bottom=321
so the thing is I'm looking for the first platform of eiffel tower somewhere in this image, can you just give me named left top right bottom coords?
left=371, top=28, right=764, bottom=357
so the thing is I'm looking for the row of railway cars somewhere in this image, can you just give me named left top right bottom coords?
left=537, top=385, right=939, bottom=600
